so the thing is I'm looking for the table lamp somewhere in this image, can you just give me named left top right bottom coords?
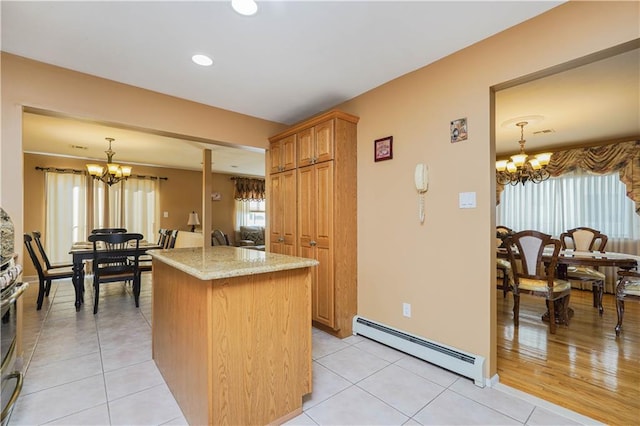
left=187, top=211, right=200, bottom=232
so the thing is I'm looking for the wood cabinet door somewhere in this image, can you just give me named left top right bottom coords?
left=281, top=169, right=297, bottom=256
left=270, top=170, right=297, bottom=255
left=281, top=134, right=297, bottom=172
left=298, top=163, right=335, bottom=328
left=313, top=162, right=335, bottom=328
left=268, top=173, right=284, bottom=253
left=297, top=127, right=315, bottom=167
left=269, top=140, right=283, bottom=174
left=314, top=120, right=334, bottom=164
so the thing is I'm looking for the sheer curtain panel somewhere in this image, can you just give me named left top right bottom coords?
left=45, top=171, right=87, bottom=263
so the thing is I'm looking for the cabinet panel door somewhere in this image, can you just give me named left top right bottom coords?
left=281, top=170, right=297, bottom=254
left=269, top=140, right=283, bottom=174
left=315, top=162, right=333, bottom=249
left=269, top=173, right=283, bottom=253
left=281, top=134, right=297, bottom=171
left=314, top=245, right=335, bottom=328
left=297, top=128, right=315, bottom=167
left=314, top=120, right=334, bottom=164
left=297, top=166, right=315, bottom=250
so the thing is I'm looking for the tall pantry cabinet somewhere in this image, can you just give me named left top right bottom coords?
left=267, top=110, right=358, bottom=338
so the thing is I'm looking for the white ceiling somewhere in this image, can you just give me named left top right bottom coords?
left=3, top=1, right=638, bottom=174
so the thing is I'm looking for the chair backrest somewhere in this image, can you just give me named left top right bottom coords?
left=157, top=229, right=168, bottom=247
left=91, top=228, right=127, bottom=234
left=24, top=233, right=46, bottom=280
left=212, top=229, right=229, bottom=246
left=87, top=232, right=144, bottom=274
left=505, top=230, right=561, bottom=288
left=560, top=227, right=607, bottom=252
left=32, top=231, right=55, bottom=269
left=166, top=230, right=178, bottom=249
left=496, top=225, right=514, bottom=248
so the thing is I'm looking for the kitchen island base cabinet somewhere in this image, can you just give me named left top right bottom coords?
left=152, top=261, right=312, bottom=426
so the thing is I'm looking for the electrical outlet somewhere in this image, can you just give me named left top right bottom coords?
left=403, top=303, right=411, bottom=318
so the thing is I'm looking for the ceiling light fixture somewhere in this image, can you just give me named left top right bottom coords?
left=86, top=137, right=132, bottom=186
left=231, top=0, right=258, bottom=16
left=192, top=54, right=213, bottom=66
left=496, top=122, right=552, bottom=186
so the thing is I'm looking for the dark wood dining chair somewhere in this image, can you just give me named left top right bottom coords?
left=166, top=230, right=178, bottom=249
left=504, top=230, right=572, bottom=334
left=157, top=228, right=169, bottom=248
left=91, top=228, right=127, bottom=234
left=614, top=269, right=640, bottom=336
left=24, top=233, right=74, bottom=310
left=87, top=232, right=144, bottom=314
left=560, top=227, right=608, bottom=316
left=496, top=226, right=514, bottom=297
left=32, top=231, right=73, bottom=270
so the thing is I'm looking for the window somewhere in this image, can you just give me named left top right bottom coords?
left=497, top=171, right=639, bottom=240
left=235, top=199, right=266, bottom=228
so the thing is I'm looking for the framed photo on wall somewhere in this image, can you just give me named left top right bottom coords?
left=374, top=136, right=393, bottom=162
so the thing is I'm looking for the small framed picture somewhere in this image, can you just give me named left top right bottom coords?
left=450, top=118, right=468, bottom=143
left=374, top=136, right=393, bottom=162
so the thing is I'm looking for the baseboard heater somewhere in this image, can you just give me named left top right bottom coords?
left=352, top=316, right=485, bottom=387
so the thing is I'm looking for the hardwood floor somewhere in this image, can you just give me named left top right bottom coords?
left=497, top=287, right=639, bottom=425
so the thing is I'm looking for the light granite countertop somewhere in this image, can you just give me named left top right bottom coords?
left=147, top=245, right=318, bottom=281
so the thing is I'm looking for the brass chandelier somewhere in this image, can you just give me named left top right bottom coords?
left=496, top=121, right=552, bottom=185
left=86, top=137, right=132, bottom=186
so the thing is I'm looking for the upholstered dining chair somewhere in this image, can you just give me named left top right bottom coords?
left=24, top=233, right=74, bottom=310
left=614, top=269, right=640, bottom=336
left=560, top=227, right=608, bottom=316
left=504, top=230, right=572, bottom=334
left=496, top=226, right=514, bottom=297
left=32, top=231, right=73, bottom=270
left=87, top=232, right=144, bottom=314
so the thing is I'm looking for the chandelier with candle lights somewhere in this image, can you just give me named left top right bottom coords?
left=496, top=122, right=552, bottom=185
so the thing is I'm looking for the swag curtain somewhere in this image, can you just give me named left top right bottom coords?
left=496, top=140, right=640, bottom=214
left=232, top=177, right=265, bottom=201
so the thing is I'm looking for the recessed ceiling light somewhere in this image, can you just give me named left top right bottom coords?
left=192, top=54, right=213, bottom=67
left=231, top=0, right=258, bottom=16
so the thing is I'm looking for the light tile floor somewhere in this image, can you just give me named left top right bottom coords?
left=9, top=275, right=599, bottom=425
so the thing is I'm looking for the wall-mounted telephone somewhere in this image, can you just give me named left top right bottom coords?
left=414, top=163, right=429, bottom=193
left=414, top=164, right=429, bottom=223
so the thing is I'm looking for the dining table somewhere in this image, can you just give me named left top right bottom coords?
left=69, top=241, right=163, bottom=311
left=497, top=248, right=639, bottom=324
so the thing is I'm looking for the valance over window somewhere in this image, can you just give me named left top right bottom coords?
left=497, top=140, right=640, bottom=214
left=232, top=177, right=265, bottom=201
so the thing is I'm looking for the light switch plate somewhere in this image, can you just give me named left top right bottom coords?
left=163, top=211, right=169, bottom=218
left=459, top=192, right=477, bottom=209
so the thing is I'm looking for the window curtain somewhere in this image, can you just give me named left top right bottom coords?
left=121, top=177, right=159, bottom=241
left=232, top=177, right=265, bottom=201
left=496, top=140, right=640, bottom=215
left=497, top=170, right=640, bottom=292
left=44, top=171, right=87, bottom=263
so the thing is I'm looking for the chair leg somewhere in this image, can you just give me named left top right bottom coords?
left=36, top=278, right=46, bottom=310
left=547, top=299, right=557, bottom=334
left=596, top=281, right=604, bottom=316
left=133, top=273, right=141, bottom=307
left=45, top=279, right=52, bottom=296
left=512, top=294, right=520, bottom=327
left=615, top=299, right=624, bottom=336
left=93, top=278, right=100, bottom=315
left=502, top=270, right=509, bottom=298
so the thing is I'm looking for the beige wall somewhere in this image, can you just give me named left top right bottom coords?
left=337, top=1, right=638, bottom=378
left=22, top=152, right=238, bottom=275
left=2, top=1, right=638, bottom=382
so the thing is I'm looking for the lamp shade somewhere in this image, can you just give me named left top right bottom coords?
left=187, top=212, right=200, bottom=226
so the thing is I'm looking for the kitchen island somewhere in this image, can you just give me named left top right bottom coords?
left=148, top=246, right=318, bottom=425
